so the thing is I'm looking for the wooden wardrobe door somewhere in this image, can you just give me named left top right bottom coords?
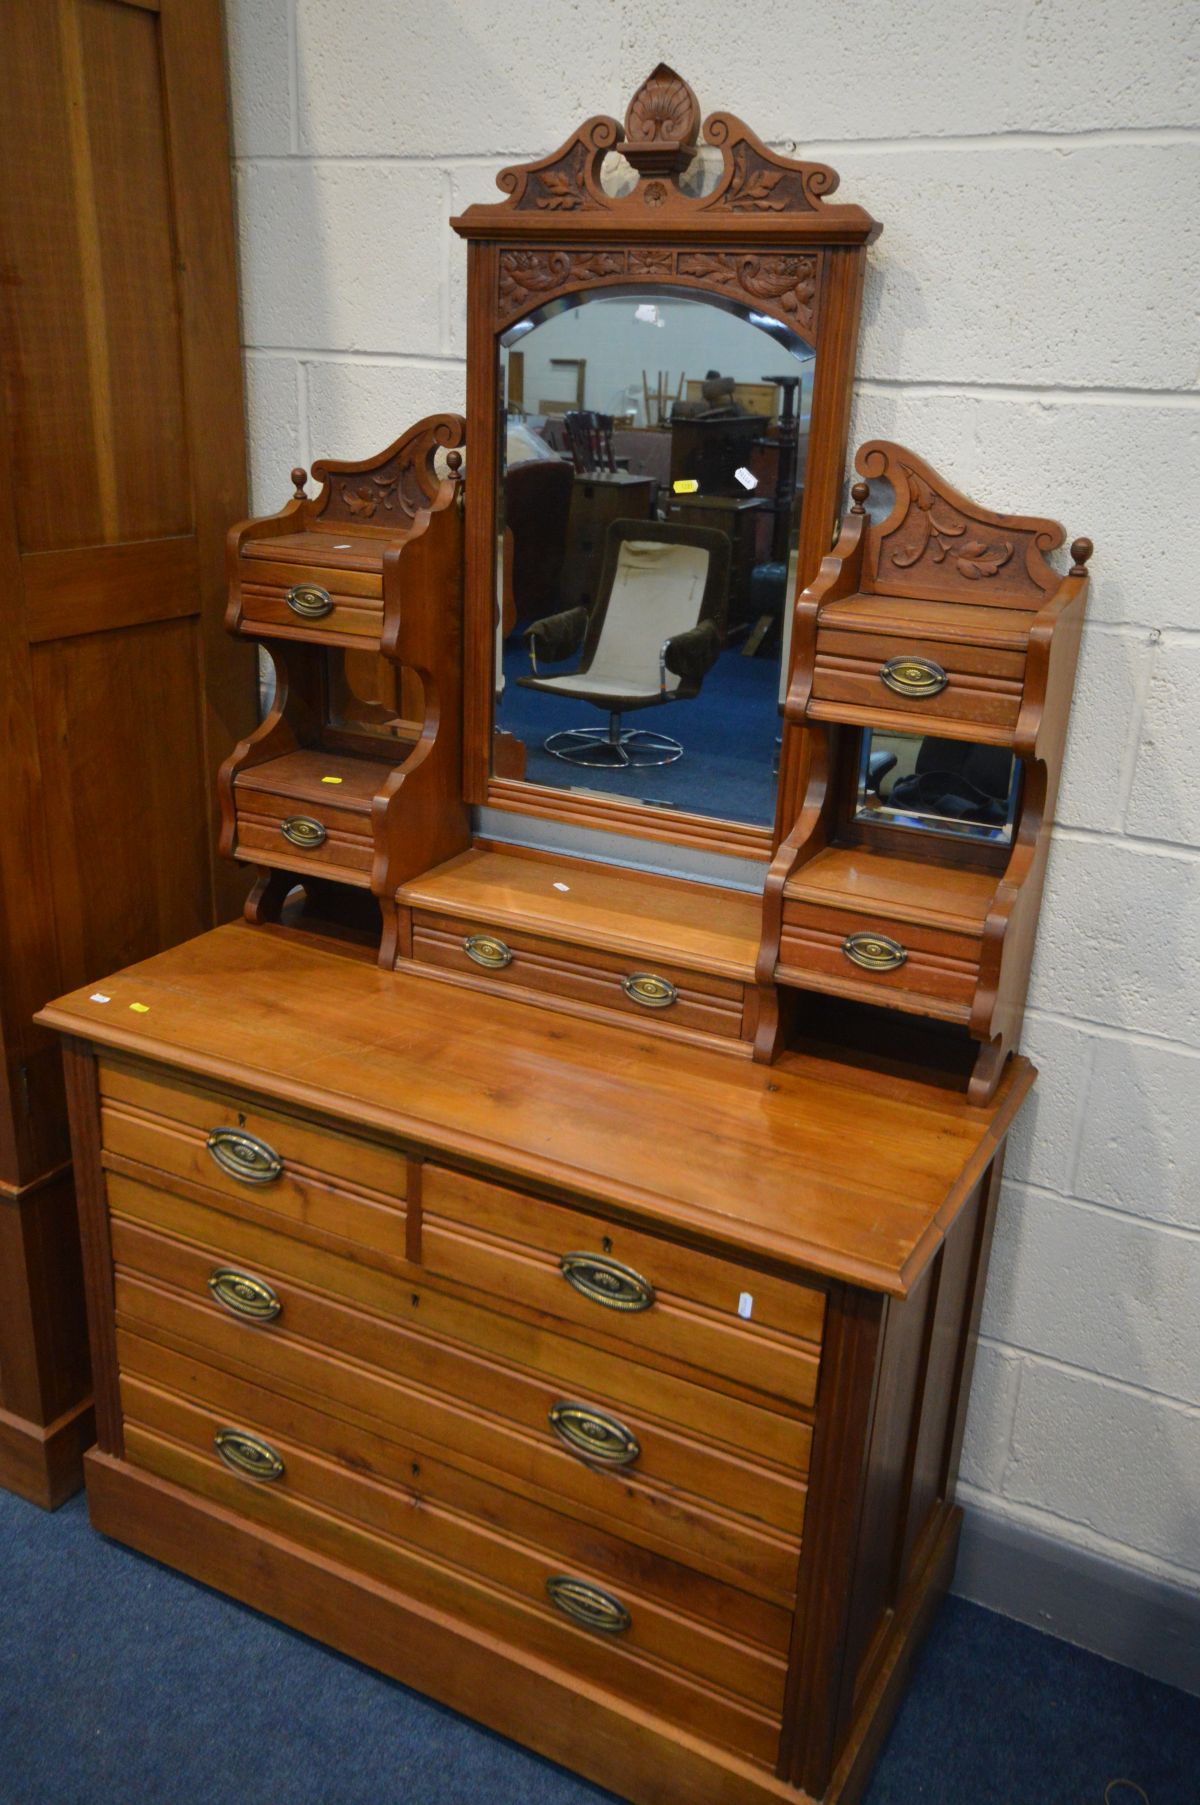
left=0, top=0, right=254, bottom=1504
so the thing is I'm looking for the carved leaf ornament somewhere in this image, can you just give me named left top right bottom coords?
left=892, top=465, right=1013, bottom=581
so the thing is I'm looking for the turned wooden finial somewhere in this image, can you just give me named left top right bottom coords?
left=291, top=466, right=308, bottom=499
left=1070, top=536, right=1093, bottom=577
left=850, top=481, right=870, bottom=514
left=446, top=450, right=463, bottom=476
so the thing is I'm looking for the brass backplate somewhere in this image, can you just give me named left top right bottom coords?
left=281, top=815, right=327, bottom=849
left=285, top=582, right=333, bottom=619
left=621, top=972, right=677, bottom=1009
left=843, top=931, right=908, bottom=972
left=208, top=1267, right=282, bottom=1323
left=545, top=1575, right=631, bottom=1635
left=206, top=1127, right=284, bottom=1186
left=549, top=1400, right=641, bottom=1467
left=560, top=1251, right=654, bottom=1313
left=879, top=655, right=948, bottom=699
left=464, top=933, right=513, bottom=970
left=213, top=1428, right=285, bottom=1483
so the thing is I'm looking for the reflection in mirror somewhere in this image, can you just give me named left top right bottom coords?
left=854, top=729, right=1021, bottom=844
left=326, top=651, right=423, bottom=743
left=495, top=289, right=815, bottom=829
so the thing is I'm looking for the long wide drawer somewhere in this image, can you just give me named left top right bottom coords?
left=99, top=1059, right=409, bottom=1261
left=110, top=1213, right=805, bottom=1600
left=108, top=1177, right=809, bottom=1476
left=422, top=1165, right=825, bottom=1411
left=411, top=912, right=747, bottom=1041
left=120, top=1344, right=790, bottom=1720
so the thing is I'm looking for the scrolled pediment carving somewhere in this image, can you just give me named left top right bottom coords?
left=457, top=68, right=878, bottom=241
left=309, top=414, right=465, bottom=530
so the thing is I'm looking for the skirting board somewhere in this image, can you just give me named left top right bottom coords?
left=953, top=1504, right=1200, bottom=1698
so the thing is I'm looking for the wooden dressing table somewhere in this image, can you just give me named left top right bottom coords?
left=39, top=65, right=1089, bottom=1805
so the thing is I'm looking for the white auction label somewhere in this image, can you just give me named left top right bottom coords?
left=734, top=466, right=758, bottom=490
left=738, top=1292, right=754, bottom=1320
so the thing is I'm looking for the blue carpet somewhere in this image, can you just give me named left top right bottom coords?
left=1, top=1487, right=1197, bottom=1803
left=497, top=642, right=781, bottom=826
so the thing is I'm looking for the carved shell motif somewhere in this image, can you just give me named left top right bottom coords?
left=625, top=64, right=699, bottom=146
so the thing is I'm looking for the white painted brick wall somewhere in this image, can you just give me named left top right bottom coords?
left=224, top=0, right=1200, bottom=1601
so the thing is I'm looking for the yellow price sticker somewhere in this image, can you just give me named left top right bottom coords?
left=320, top=775, right=343, bottom=784
left=672, top=479, right=699, bottom=494
left=129, top=1002, right=150, bottom=1014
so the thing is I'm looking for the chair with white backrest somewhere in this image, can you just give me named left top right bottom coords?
left=519, top=518, right=730, bottom=768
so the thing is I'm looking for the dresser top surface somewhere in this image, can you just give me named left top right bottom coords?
left=38, top=923, right=1031, bottom=1297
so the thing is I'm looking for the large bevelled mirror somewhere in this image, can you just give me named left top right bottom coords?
left=451, top=64, right=880, bottom=863
left=494, top=289, right=814, bottom=829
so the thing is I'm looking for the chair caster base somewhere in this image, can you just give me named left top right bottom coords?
left=543, top=726, right=683, bottom=769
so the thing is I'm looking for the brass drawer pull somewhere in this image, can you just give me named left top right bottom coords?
left=545, top=1575, right=630, bottom=1636
left=560, top=1252, right=654, bottom=1314
left=621, top=972, right=677, bottom=1010
left=206, top=1127, right=283, bottom=1186
left=549, top=1401, right=640, bottom=1468
left=464, top=933, right=513, bottom=970
left=285, top=582, right=333, bottom=620
left=843, top=932, right=908, bottom=973
left=214, top=1428, right=285, bottom=1483
left=207, top=1267, right=281, bottom=1324
left=281, top=815, right=327, bottom=849
left=879, top=655, right=948, bottom=699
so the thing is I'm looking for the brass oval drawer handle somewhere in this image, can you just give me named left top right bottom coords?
left=464, top=933, right=513, bottom=970
left=285, top=582, right=333, bottom=620
left=560, top=1251, right=655, bottom=1314
left=281, top=815, right=327, bottom=849
left=621, top=972, right=677, bottom=1010
left=208, top=1267, right=281, bottom=1323
left=214, top=1428, right=285, bottom=1483
left=206, top=1127, right=283, bottom=1186
left=545, top=1575, right=631, bottom=1636
left=879, top=655, right=948, bottom=699
left=549, top=1401, right=641, bottom=1468
left=843, top=931, right=908, bottom=973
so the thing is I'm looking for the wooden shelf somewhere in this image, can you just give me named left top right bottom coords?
left=819, top=593, right=1031, bottom=650
left=232, top=747, right=404, bottom=813
left=398, top=845, right=762, bottom=981
left=784, top=845, right=997, bottom=934
left=242, top=528, right=391, bottom=572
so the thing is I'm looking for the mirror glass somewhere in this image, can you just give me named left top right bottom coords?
left=494, top=289, right=815, bottom=829
left=854, top=729, right=1021, bottom=844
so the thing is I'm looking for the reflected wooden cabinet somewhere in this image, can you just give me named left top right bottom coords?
left=39, top=61, right=1091, bottom=1805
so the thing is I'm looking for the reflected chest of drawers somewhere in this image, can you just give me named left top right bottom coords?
left=41, top=922, right=1029, bottom=1805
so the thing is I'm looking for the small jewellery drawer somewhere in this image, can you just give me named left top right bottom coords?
left=779, top=899, right=982, bottom=1021
left=236, top=559, right=384, bottom=644
left=422, top=1166, right=824, bottom=1410
left=119, top=1346, right=792, bottom=1726
left=109, top=1200, right=809, bottom=1551
left=411, top=912, right=746, bottom=1041
left=98, top=1059, right=408, bottom=1259
left=122, top=1382, right=782, bottom=1767
left=810, top=627, right=1025, bottom=736
left=232, top=781, right=373, bottom=882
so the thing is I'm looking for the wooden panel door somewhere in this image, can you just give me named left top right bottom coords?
left=0, top=0, right=255, bottom=1504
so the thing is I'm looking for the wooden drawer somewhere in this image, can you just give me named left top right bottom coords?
left=123, top=1420, right=781, bottom=1768
left=236, top=558, right=383, bottom=645
left=779, top=898, right=982, bottom=1022
left=120, top=1346, right=790, bottom=1722
left=109, top=1176, right=810, bottom=1474
left=411, top=912, right=746, bottom=1041
left=110, top=1207, right=806, bottom=1598
left=422, top=1166, right=824, bottom=1411
left=99, top=1059, right=408, bottom=1260
left=232, top=786, right=374, bottom=883
left=810, top=626, right=1024, bottom=737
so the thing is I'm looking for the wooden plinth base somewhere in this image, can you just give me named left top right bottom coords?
left=85, top=1450, right=961, bottom=1805
left=0, top=1397, right=94, bottom=1510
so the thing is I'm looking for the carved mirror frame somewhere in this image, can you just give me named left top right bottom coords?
left=452, top=66, right=880, bottom=864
